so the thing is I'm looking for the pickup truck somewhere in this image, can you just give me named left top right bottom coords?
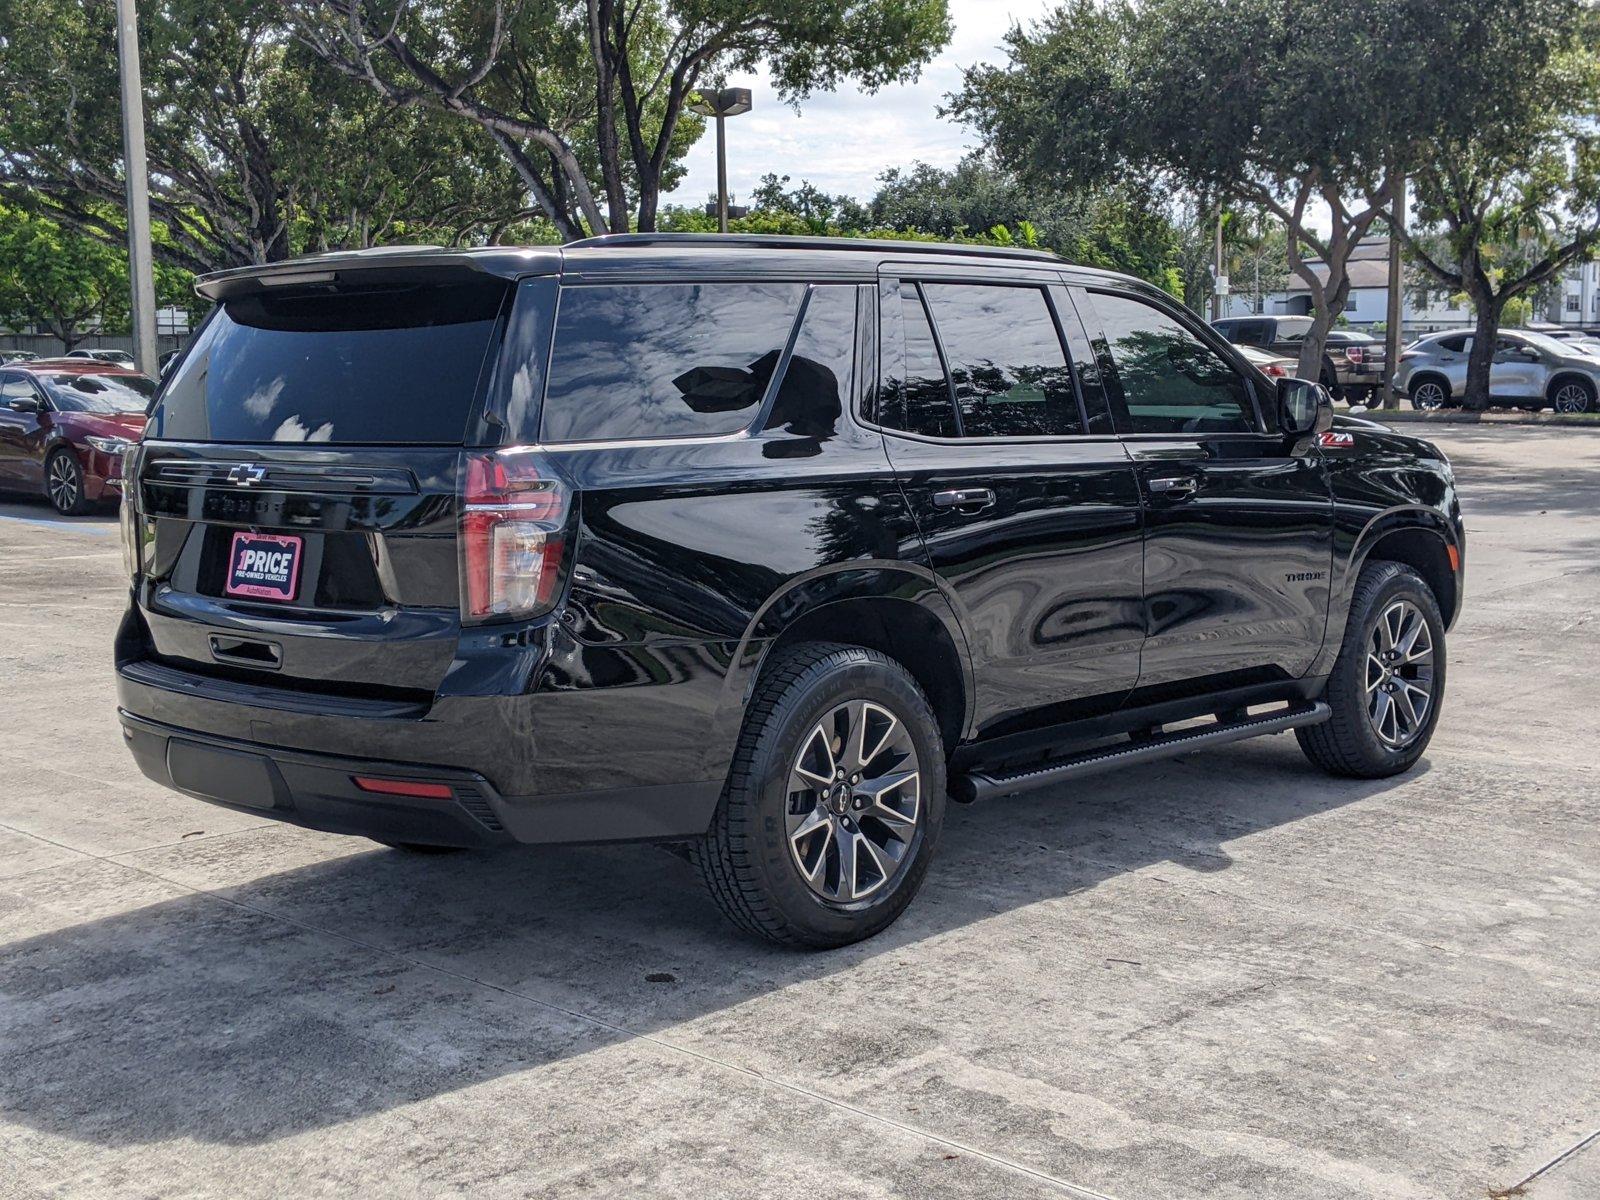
left=1213, top=316, right=1386, bottom=403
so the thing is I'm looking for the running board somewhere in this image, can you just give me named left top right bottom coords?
left=952, top=700, right=1332, bottom=804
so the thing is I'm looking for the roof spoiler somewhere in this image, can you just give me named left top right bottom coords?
left=195, top=246, right=558, bottom=302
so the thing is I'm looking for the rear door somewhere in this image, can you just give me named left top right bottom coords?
left=875, top=270, right=1144, bottom=734
left=130, top=273, right=519, bottom=700
left=1078, top=286, right=1333, bottom=695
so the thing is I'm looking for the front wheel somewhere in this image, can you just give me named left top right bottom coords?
left=1298, top=561, right=1446, bottom=778
left=46, top=449, right=93, bottom=515
left=694, top=642, right=945, bottom=948
left=1549, top=377, right=1596, bottom=414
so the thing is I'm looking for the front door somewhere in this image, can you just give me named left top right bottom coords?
left=1078, top=287, right=1335, bottom=696
left=0, top=372, right=46, bottom=487
left=1491, top=334, right=1548, bottom=399
left=874, top=273, right=1145, bottom=735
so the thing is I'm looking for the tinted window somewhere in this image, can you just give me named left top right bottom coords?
left=43, top=373, right=154, bottom=414
left=1, top=374, right=34, bottom=400
left=922, top=284, right=1081, bottom=438
left=149, top=282, right=506, bottom=443
left=883, top=285, right=957, bottom=437
left=1437, top=334, right=1471, bottom=353
left=542, top=283, right=804, bottom=442
left=1092, top=292, right=1255, bottom=434
left=765, top=286, right=856, bottom=439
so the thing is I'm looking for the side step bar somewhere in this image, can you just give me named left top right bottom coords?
left=953, top=701, right=1332, bottom=804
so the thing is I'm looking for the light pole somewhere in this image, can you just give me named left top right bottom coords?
left=114, top=0, right=158, bottom=376
left=687, top=88, right=752, bottom=233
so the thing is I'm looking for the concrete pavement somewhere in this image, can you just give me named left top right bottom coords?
left=0, top=425, right=1596, bottom=1199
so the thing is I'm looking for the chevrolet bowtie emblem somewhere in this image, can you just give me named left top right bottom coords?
left=227, top=464, right=268, bottom=486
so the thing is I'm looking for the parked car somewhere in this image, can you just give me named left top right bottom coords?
left=115, top=237, right=1463, bottom=947
left=1212, top=316, right=1387, bottom=403
left=0, top=361, right=153, bottom=513
left=1396, top=328, right=1600, bottom=412
left=0, top=350, right=40, bottom=365
left=64, top=348, right=137, bottom=366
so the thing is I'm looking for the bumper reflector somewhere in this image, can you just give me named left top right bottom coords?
left=352, top=776, right=454, bottom=800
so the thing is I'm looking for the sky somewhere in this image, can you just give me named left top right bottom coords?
left=662, top=0, right=1058, bottom=210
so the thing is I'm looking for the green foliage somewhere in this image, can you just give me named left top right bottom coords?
left=0, top=0, right=532, bottom=269
left=289, top=0, right=952, bottom=237
left=0, top=203, right=126, bottom=346
left=659, top=157, right=1188, bottom=295
left=1398, top=0, right=1600, bottom=406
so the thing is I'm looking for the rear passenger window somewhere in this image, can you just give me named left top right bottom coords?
left=922, top=284, right=1081, bottom=438
left=541, top=283, right=804, bottom=442
left=1091, top=291, right=1255, bottom=434
left=1438, top=334, right=1472, bottom=353
left=895, top=285, right=960, bottom=438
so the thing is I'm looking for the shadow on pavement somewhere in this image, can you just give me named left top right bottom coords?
left=0, top=742, right=1422, bottom=1148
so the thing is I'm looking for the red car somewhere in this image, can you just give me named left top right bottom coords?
left=0, top=360, right=154, bottom=514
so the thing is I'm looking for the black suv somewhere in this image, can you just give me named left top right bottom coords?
left=116, top=235, right=1463, bottom=947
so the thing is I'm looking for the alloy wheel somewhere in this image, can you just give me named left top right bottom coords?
left=1412, top=381, right=1447, bottom=411
left=785, top=699, right=921, bottom=904
left=47, top=455, right=80, bottom=512
left=1553, top=381, right=1593, bottom=414
left=1365, top=599, right=1435, bottom=749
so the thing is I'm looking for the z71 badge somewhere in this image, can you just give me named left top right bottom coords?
left=1318, top=430, right=1356, bottom=448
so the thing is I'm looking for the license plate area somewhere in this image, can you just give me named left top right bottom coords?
left=225, top=531, right=303, bottom=601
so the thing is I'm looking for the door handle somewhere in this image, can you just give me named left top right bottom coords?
left=932, top=487, right=996, bottom=512
left=1147, top=475, right=1199, bottom=499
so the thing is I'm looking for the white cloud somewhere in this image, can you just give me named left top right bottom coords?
left=663, top=0, right=1057, bottom=207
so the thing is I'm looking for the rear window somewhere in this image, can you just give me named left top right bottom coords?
left=540, top=283, right=805, bottom=442
left=147, top=281, right=507, bottom=443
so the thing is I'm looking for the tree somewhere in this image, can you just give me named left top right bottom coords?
left=287, top=0, right=952, bottom=238
left=949, top=0, right=1428, bottom=380
left=1390, top=0, right=1600, bottom=409
left=0, top=0, right=530, bottom=269
left=0, top=204, right=126, bottom=349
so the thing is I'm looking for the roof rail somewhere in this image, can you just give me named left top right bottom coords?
left=563, top=232, right=1062, bottom=264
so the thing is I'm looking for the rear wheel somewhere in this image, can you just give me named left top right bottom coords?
left=1298, top=561, right=1446, bottom=778
left=693, top=642, right=945, bottom=948
left=1409, top=377, right=1449, bottom=412
left=46, top=449, right=92, bottom=515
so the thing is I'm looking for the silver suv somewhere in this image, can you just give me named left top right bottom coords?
left=1397, top=329, right=1600, bottom=413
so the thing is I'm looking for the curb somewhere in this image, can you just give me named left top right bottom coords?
left=1343, top=409, right=1600, bottom=430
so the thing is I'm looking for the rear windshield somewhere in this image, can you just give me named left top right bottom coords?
left=147, top=281, right=506, bottom=443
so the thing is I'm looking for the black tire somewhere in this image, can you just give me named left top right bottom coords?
left=1298, top=561, right=1446, bottom=778
left=1408, top=376, right=1450, bottom=412
left=693, top=642, right=946, bottom=949
left=45, top=449, right=93, bottom=515
left=1548, top=375, right=1596, bottom=414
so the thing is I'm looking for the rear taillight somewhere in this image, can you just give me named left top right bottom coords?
left=458, top=448, right=571, bottom=623
left=1264, top=363, right=1287, bottom=376
left=119, top=443, right=145, bottom=581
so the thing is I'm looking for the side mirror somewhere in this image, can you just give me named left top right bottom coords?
left=1277, top=376, right=1332, bottom=437
left=7, top=397, right=40, bottom=414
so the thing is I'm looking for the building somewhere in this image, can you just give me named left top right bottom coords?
left=1221, top=238, right=1463, bottom=330
left=1549, top=259, right=1600, bottom=326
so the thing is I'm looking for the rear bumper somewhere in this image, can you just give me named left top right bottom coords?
left=121, top=711, right=514, bottom=847
left=119, top=708, right=723, bottom=847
